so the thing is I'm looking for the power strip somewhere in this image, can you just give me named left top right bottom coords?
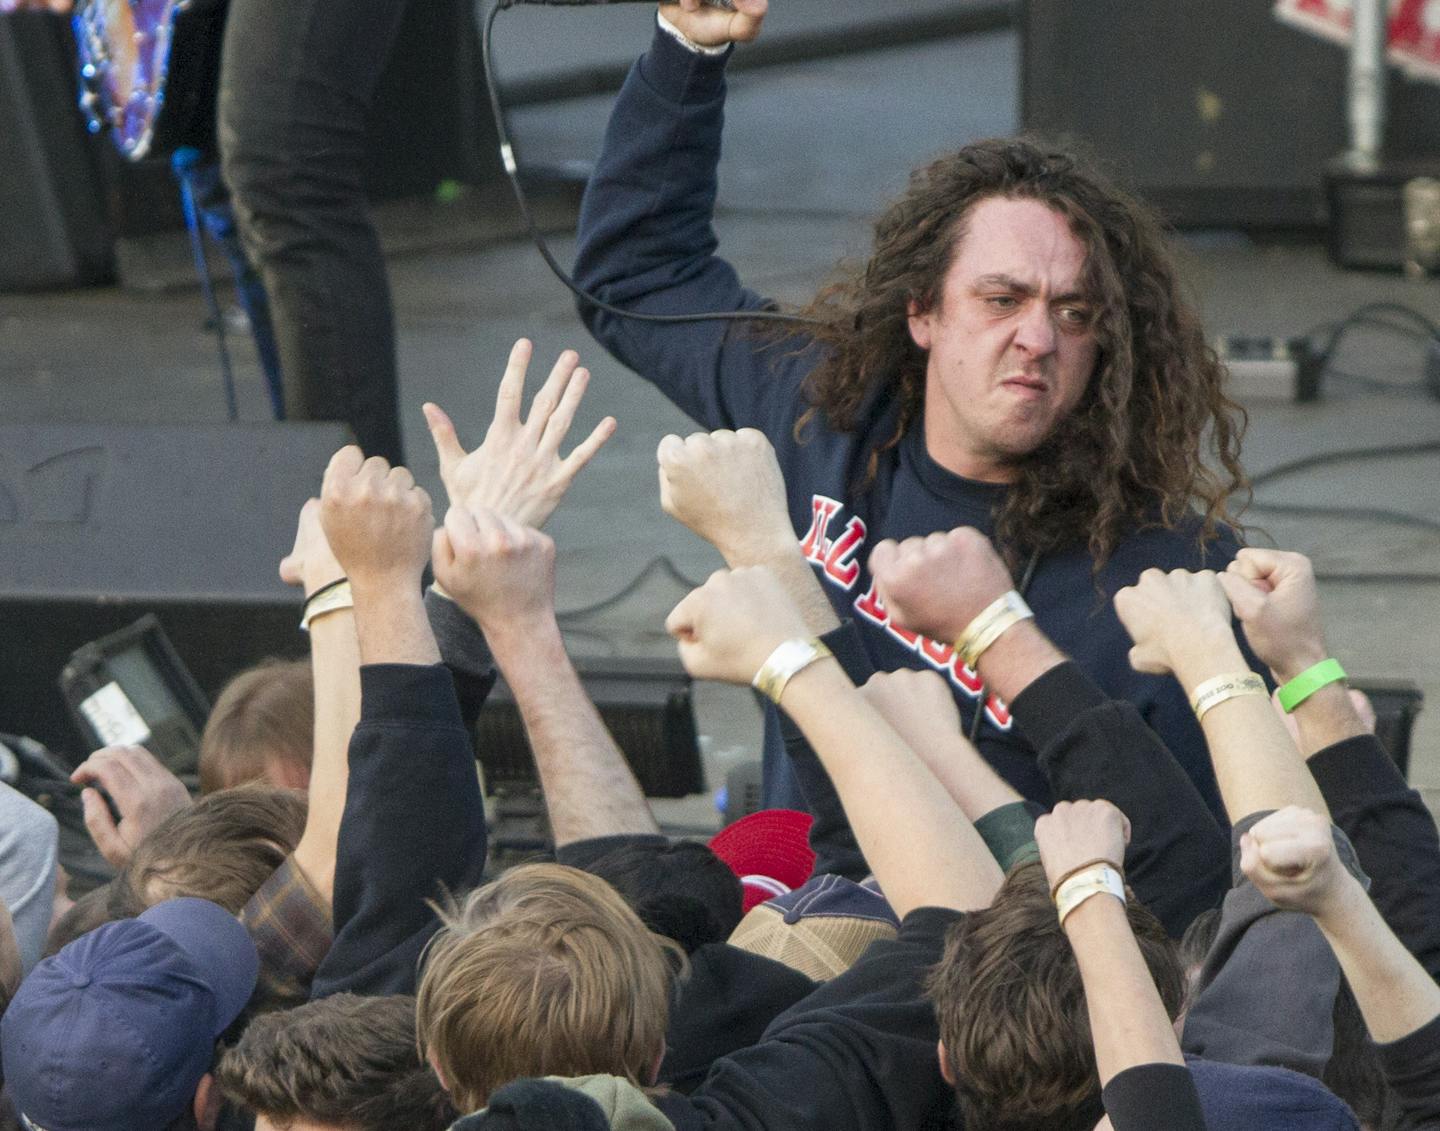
left=1216, top=336, right=1322, bottom=403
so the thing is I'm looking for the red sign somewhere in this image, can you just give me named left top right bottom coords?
left=1274, top=0, right=1440, bottom=82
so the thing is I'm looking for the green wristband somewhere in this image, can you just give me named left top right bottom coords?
left=1277, top=658, right=1347, bottom=713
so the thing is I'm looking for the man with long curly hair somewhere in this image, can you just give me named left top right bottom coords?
left=573, top=0, right=1251, bottom=826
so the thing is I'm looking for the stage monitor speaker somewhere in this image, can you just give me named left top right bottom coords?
left=0, top=422, right=349, bottom=761
left=1021, top=1, right=1440, bottom=229
left=0, top=12, right=113, bottom=290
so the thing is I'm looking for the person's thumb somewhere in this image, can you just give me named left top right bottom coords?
left=81, top=788, right=128, bottom=870
left=1217, top=569, right=1264, bottom=623
left=423, top=403, right=467, bottom=476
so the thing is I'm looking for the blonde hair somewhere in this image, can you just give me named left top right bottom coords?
left=416, top=864, right=684, bottom=1113
left=199, top=658, right=314, bottom=794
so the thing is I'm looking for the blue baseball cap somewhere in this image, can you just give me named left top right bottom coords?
left=1, top=897, right=259, bottom=1131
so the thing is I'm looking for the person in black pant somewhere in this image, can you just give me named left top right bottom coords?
left=217, top=0, right=407, bottom=462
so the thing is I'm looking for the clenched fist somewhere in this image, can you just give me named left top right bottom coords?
left=868, top=527, right=1013, bottom=642
left=665, top=566, right=812, bottom=686
left=319, top=446, right=434, bottom=594
left=656, top=429, right=795, bottom=566
left=1035, top=799, right=1131, bottom=894
left=1239, top=806, right=1354, bottom=917
left=1218, top=549, right=1329, bottom=683
left=279, top=497, right=345, bottom=598
left=1113, top=568, right=1235, bottom=677
left=659, top=0, right=767, bottom=48
left=432, top=506, right=556, bottom=635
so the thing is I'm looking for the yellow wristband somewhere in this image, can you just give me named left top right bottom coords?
left=300, top=579, right=354, bottom=631
left=751, top=638, right=832, bottom=706
left=954, top=591, right=1034, bottom=669
left=1054, top=863, right=1126, bottom=928
left=1189, top=671, right=1268, bottom=721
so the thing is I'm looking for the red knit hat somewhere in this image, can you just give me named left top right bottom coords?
left=708, top=808, right=816, bottom=913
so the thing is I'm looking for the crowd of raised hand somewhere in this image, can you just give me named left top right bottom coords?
left=0, top=340, right=1436, bottom=1131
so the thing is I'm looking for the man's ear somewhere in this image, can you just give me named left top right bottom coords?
left=907, top=298, right=933, bottom=352
left=429, top=1051, right=450, bottom=1093
left=194, top=1073, right=222, bottom=1131
left=936, top=1039, right=955, bottom=1086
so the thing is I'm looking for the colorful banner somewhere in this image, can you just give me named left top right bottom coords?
left=1274, top=0, right=1440, bottom=82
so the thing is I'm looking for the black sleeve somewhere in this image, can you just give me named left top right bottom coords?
left=778, top=620, right=875, bottom=882
left=1011, top=662, right=1230, bottom=937
left=668, top=907, right=962, bottom=1131
left=310, top=663, right=488, bottom=998
left=425, top=587, right=498, bottom=730
left=660, top=943, right=818, bottom=1094
left=1180, top=814, right=1359, bottom=1079
left=1307, top=733, right=1440, bottom=981
left=555, top=832, right=671, bottom=872
left=1102, top=1063, right=1208, bottom=1131
left=1377, top=1012, right=1440, bottom=1130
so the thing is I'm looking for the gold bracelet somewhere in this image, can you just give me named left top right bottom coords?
left=1054, top=863, right=1126, bottom=928
left=954, top=591, right=1034, bottom=669
left=751, top=638, right=833, bottom=705
left=1190, top=671, right=1268, bottom=722
left=300, top=580, right=354, bottom=631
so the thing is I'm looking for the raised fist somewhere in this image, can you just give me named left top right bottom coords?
left=868, top=527, right=1013, bottom=643
left=1113, top=568, right=1235, bottom=677
left=1034, top=799, right=1131, bottom=895
left=665, top=566, right=811, bottom=686
left=859, top=668, right=962, bottom=753
left=318, top=446, right=434, bottom=593
left=279, top=497, right=345, bottom=598
left=432, top=506, right=556, bottom=635
left=424, top=338, right=615, bottom=531
left=656, top=428, right=794, bottom=566
left=1218, top=549, right=1329, bottom=683
left=1239, top=806, right=1352, bottom=917
left=659, top=0, right=767, bottom=49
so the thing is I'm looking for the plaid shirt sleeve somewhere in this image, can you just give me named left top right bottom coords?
left=239, top=856, right=333, bottom=1013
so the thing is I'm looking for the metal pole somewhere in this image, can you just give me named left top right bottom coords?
left=1347, top=0, right=1388, bottom=171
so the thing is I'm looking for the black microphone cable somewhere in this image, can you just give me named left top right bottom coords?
left=480, top=0, right=818, bottom=326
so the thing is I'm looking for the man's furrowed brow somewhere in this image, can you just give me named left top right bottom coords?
left=973, top=273, right=1091, bottom=303
left=973, top=273, right=1033, bottom=293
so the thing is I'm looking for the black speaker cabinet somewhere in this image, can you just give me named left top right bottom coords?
left=1021, top=1, right=1440, bottom=229
left=0, top=12, right=113, bottom=290
left=0, top=422, right=349, bottom=760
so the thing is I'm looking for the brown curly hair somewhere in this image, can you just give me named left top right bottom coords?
left=927, top=862, right=1186, bottom=1130
left=794, top=136, right=1248, bottom=566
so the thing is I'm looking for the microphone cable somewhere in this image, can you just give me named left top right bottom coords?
left=480, top=0, right=818, bottom=326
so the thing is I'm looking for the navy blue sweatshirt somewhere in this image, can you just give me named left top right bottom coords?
left=574, top=25, right=1246, bottom=819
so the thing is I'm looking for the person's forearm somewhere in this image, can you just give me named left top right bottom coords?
left=741, top=548, right=840, bottom=637
left=1011, top=663, right=1228, bottom=939
left=1293, top=682, right=1368, bottom=758
left=973, top=620, right=1067, bottom=706
left=353, top=585, right=441, bottom=667
left=911, top=733, right=1024, bottom=824
left=1309, top=734, right=1440, bottom=979
left=1065, top=894, right=1187, bottom=1085
left=487, top=618, right=658, bottom=846
left=292, top=608, right=360, bottom=903
left=1314, top=879, right=1440, bottom=1044
left=779, top=661, right=1002, bottom=916
left=1170, top=636, right=1328, bottom=823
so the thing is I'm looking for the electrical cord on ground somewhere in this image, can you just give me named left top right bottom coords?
left=482, top=0, right=818, bottom=328
left=1243, top=439, right=1440, bottom=584
left=1301, top=301, right=1440, bottom=401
